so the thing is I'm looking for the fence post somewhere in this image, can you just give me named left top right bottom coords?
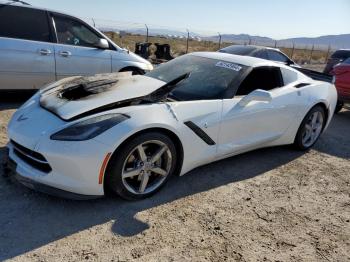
left=308, top=44, right=314, bottom=64
left=186, top=29, right=190, bottom=53
left=291, top=42, right=295, bottom=60
left=325, top=44, right=331, bottom=63
left=145, top=24, right=149, bottom=43
left=218, top=32, right=222, bottom=49
left=274, top=40, right=277, bottom=48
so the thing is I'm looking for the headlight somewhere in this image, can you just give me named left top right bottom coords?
left=51, top=114, right=129, bottom=141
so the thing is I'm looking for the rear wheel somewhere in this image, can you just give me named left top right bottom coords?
left=106, top=132, right=177, bottom=200
left=294, top=105, right=325, bottom=150
left=335, top=100, right=344, bottom=114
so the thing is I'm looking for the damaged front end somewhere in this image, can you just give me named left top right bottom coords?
left=39, top=72, right=189, bottom=121
left=39, top=72, right=167, bottom=121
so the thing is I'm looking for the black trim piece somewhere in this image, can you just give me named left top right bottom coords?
left=10, top=140, right=52, bottom=173
left=184, top=121, right=216, bottom=145
left=11, top=140, right=46, bottom=161
left=294, top=83, right=311, bottom=89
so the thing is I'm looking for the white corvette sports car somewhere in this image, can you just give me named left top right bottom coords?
left=5, top=52, right=337, bottom=200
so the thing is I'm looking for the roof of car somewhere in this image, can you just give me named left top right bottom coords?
left=192, top=52, right=283, bottom=67
left=221, top=44, right=281, bottom=52
left=0, top=1, right=79, bottom=18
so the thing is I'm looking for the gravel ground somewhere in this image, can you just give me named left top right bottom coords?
left=0, top=94, right=349, bottom=262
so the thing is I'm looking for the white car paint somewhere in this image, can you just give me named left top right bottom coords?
left=6, top=52, right=338, bottom=197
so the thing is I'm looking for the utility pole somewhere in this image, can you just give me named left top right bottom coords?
left=218, top=32, right=222, bottom=49
left=186, top=29, right=190, bottom=53
left=309, top=44, right=314, bottom=64
left=291, top=42, right=295, bottom=60
left=145, top=24, right=149, bottom=43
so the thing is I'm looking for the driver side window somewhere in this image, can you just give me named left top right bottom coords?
left=235, top=67, right=283, bottom=96
left=53, top=15, right=101, bottom=48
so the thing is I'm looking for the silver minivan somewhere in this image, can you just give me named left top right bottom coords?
left=0, top=3, right=153, bottom=90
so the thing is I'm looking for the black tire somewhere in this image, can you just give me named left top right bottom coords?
left=106, top=132, right=177, bottom=200
left=335, top=100, right=344, bottom=114
left=120, top=68, right=145, bottom=75
left=294, top=105, right=326, bottom=151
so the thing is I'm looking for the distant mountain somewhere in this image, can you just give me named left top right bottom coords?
left=99, top=27, right=200, bottom=38
left=205, top=34, right=350, bottom=50
left=280, top=34, right=350, bottom=49
left=98, top=24, right=350, bottom=50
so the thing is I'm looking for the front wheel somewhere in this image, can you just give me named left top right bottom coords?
left=106, top=132, right=177, bottom=200
left=294, top=105, right=325, bottom=150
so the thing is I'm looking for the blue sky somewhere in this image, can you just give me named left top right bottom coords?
left=26, top=0, right=349, bottom=39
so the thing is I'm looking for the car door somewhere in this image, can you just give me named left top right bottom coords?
left=0, top=5, right=55, bottom=90
left=50, top=13, right=112, bottom=79
left=218, top=66, right=300, bottom=156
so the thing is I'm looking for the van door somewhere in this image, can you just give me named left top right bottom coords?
left=51, top=13, right=112, bottom=79
left=0, top=5, right=55, bottom=90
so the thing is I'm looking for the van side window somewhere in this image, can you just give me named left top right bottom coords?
left=236, top=67, right=283, bottom=96
left=53, top=15, right=101, bottom=48
left=0, top=5, right=51, bottom=42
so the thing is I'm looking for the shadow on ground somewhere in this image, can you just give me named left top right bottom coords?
left=0, top=145, right=303, bottom=260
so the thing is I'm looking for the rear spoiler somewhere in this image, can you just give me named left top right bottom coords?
left=293, top=67, right=333, bottom=83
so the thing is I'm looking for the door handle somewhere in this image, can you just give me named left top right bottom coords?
left=39, top=49, right=52, bottom=55
left=59, top=51, right=72, bottom=57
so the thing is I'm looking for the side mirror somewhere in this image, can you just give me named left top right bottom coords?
left=95, top=38, right=109, bottom=49
left=239, top=89, right=272, bottom=106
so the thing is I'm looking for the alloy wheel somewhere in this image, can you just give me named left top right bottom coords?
left=121, top=140, right=173, bottom=195
left=301, top=111, right=324, bottom=148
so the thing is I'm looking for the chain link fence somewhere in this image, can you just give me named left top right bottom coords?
left=80, top=17, right=337, bottom=70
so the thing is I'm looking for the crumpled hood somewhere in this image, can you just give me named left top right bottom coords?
left=39, top=72, right=166, bottom=121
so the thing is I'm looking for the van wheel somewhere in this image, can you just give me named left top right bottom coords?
left=120, top=68, right=144, bottom=75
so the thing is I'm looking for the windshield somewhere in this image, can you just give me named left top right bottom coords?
left=146, top=55, right=248, bottom=100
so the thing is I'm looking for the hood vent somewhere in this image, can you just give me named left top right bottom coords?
left=59, top=79, right=119, bottom=100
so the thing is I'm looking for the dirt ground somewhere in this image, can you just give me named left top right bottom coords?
left=0, top=94, right=349, bottom=262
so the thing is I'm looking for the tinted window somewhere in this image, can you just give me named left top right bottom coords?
left=236, top=67, right=283, bottom=96
left=0, top=5, right=50, bottom=42
left=254, top=50, right=268, bottom=59
left=267, top=50, right=289, bottom=63
left=281, top=68, right=298, bottom=85
left=331, top=50, right=350, bottom=59
left=53, top=15, right=101, bottom=48
left=146, top=55, right=248, bottom=101
left=219, top=45, right=257, bottom=56
left=344, top=58, right=350, bottom=64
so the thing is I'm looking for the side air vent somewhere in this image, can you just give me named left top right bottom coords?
left=184, top=121, right=216, bottom=145
left=295, top=83, right=311, bottom=88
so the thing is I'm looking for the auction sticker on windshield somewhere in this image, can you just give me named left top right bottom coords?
left=215, top=61, right=242, bottom=72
